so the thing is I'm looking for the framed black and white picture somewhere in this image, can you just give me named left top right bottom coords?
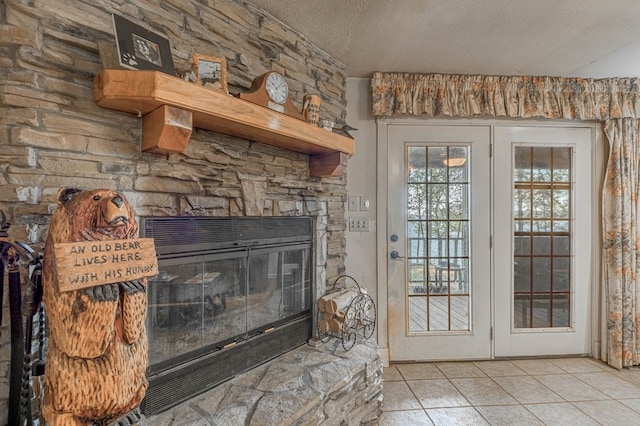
left=193, top=54, right=228, bottom=94
left=113, top=14, right=175, bottom=75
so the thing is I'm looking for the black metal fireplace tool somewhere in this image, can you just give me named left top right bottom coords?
left=1, top=210, right=44, bottom=426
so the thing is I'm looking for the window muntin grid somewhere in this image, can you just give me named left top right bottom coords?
left=513, top=146, right=572, bottom=329
left=406, top=145, right=471, bottom=332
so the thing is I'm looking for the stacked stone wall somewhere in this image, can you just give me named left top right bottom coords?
left=0, top=0, right=349, bottom=422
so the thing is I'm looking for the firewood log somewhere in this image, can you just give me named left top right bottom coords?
left=323, top=288, right=360, bottom=314
left=317, top=289, right=350, bottom=313
left=328, top=318, right=343, bottom=333
left=319, top=319, right=330, bottom=332
left=317, top=288, right=353, bottom=313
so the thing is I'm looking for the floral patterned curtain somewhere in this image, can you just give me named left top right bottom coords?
left=371, top=72, right=640, bottom=368
left=371, top=72, right=640, bottom=120
left=603, top=118, right=640, bottom=369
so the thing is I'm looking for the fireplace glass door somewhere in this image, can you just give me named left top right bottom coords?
left=147, top=243, right=311, bottom=371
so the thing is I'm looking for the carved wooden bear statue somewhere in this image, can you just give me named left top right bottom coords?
left=42, top=188, right=148, bottom=426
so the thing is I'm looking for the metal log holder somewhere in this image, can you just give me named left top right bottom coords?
left=317, top=274, right=376, bottom=350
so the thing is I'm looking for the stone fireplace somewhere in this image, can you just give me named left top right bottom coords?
left=138, top=215, right=383, bottom=425
left=0, top=0, right=382, bottom=424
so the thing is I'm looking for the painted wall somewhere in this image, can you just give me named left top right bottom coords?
left=344, top=77, right=377, bottom=286
left=344, top=77, right=385, bottom=356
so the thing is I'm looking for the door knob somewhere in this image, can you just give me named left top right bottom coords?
left=390, top=250, right=404, bottom=259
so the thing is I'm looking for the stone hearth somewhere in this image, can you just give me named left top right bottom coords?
left=147, top=338, right=383, bottom=425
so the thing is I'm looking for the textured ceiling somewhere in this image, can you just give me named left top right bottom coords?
left=249, top=0, right=640, bottom=79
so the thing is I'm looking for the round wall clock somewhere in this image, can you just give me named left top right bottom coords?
left=238, top=71, right=304, bottom=120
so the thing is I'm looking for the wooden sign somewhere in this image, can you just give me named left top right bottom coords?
left=53, top=238, right=158, bottom=292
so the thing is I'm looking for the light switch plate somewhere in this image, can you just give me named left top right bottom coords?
left=348, top=196, right=358, bottom=211
left=360, top=196, right=370, bottom=211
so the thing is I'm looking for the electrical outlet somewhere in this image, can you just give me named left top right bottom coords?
left=349, top=216, right=369, bottom=232
left=348, top=196, right=358, bottom=211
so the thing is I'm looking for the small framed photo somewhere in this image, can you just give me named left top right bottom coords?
left=193, top=54, right=228, bottom=94
left=113, top=14, right=175, bottom=75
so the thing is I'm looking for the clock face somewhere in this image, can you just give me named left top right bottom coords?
left=265, top=72, right=289, bottom=104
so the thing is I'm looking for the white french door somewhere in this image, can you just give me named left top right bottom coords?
left=387, top=125, right=492, bottom=361
left=385, top=122, right=593, bottom=361
left=493, top=126, right=592, bottom=357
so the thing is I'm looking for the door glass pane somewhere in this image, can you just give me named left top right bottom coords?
left=514, top=257, right=531, bottom=292
left=428, top=146, right=447, bottom=182
left=428, top=185, right=448, bottom=219
left=513, top=146, right=572, bottom=329
left=406, top=144, right=471, bottom=332
left=408, top=146, right=427, bottom=182
left=552, top=294, right=570, bottom=327
left=513, top=189, right=531, bottom=218
left=514, top=236, right=530, bottom=255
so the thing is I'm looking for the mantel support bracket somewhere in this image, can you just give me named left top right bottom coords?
left=142, top=105, right=193, bottom=154
left=309, top=152, right=349, bottom=177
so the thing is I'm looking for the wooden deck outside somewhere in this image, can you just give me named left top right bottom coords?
left=408, top=294, right=569, bottom=332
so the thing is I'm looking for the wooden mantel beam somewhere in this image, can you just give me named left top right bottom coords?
left=94, top=70, right=354, bottom=177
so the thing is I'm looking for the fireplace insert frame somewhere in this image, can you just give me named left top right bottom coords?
left=139, top=216, right=314, bottom=415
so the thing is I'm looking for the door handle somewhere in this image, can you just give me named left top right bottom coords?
left=390, top=250, right=404, bottom=260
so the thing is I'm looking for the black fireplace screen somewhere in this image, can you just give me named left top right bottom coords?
left=140, top=217, right=313, bottom=414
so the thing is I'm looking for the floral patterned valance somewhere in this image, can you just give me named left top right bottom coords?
left=371, top=72, right=640, bottom=120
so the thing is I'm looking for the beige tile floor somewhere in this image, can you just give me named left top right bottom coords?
left=379, top=357, right=640, bottom=425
